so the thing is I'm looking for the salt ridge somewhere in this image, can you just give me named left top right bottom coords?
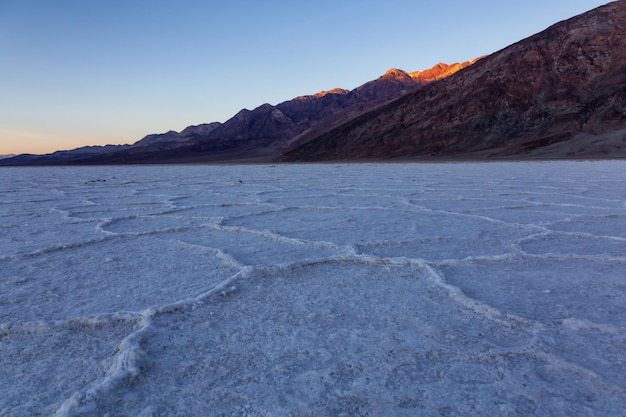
left=1, top=162, right=625, bottom=416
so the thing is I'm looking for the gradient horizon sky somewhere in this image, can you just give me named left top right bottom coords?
left=0, top=0, right=610, bottom=155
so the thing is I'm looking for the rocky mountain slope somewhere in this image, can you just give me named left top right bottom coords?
left=75, top=59, right=474, bottom=165
left=0, top=61, right=475, bottom=165
left=132, top=122, right=222, bottom=148
left=280, top=1, right=626, bottom=161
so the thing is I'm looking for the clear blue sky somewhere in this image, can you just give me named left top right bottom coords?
left=0, top=0, right=610, bottom=155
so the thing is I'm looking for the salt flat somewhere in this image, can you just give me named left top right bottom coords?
left=1, top=162, right=625, bottom=416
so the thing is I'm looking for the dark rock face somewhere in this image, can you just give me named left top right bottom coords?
left=280, top=1, right=626, bottom=161
left=174, top=62, right=475, bottom=160
left=133, top=122, right=222, bottom=148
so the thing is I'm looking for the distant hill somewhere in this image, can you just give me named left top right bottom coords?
left=279, top=1, right=626, bottom=161
left=0, top=61, right=475, bottom=165
left=0, top=145, right=130, bottom=165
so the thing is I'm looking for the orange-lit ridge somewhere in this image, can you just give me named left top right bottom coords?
left=302, top=57, right=485, bottom=99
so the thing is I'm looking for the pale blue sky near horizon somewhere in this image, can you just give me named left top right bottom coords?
left=0, top=0, right=611, bottom=155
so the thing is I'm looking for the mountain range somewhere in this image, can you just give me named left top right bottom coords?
left=281, top=0, right=626, bottom=161
left=2, top=1, right=625, bottom=165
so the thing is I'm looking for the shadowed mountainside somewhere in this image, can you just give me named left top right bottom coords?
left=72, top=60, right=476, bottom=165
left=279, top=1, right=626, bottom=161
left=0, top=61, right=476, bottom=165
